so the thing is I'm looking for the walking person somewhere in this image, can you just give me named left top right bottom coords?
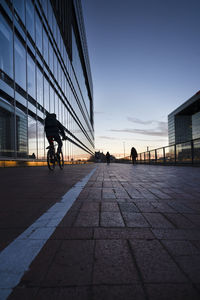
left=106, top=151, right=111, bottom=165
left=130, top=147, right=137, bottom=164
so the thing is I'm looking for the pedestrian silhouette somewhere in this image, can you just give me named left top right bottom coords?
left=106, top=151, right=111, bottom=165
left=130, top=147, right=137, bottom=164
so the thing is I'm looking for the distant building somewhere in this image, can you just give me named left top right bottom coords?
left=168, top=91, right=200, bottom=145
left=0, top=0, right=94, bottom=161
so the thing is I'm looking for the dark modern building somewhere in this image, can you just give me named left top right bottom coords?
left=0, top=0, right=94, bottom=162
left=168, top=91, right=200, bottom=145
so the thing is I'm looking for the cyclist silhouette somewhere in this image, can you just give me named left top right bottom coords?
left=44, top=113, right=67, bottom=154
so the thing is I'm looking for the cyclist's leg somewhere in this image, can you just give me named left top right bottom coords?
left=54, top=134, right=63, bottom=154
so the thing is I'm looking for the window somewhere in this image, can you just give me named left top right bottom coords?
left=43, top=28, right=48, bottom=63
left=0, top=98, right=15, bottom=157
left=28, top=116, right=37, bottom=158
left=27, top=54, right=36, bottom=98
left=14, top=36, right=26, bottom=90
left=26, top=0, right=35, bottom=40
left=49, top=85, right=54, bottom=113
left=13, top=0, right=25, bottom=24
left=0, top=15, right=13, bottom=78
left=36, top=12, right=42, bottom=54
left=44, top=77, right=49, bottom=111
left=16, top=108, right=28, bottom=158
left=49, top=41, right=53, bottom=73
left=37, top=121, right=44, bottom=159
left=37, top=67, right=43, bottom=106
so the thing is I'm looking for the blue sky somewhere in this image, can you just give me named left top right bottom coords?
left=82, top=0, right=200, bottom=156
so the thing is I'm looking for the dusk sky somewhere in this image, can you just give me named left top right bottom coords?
left=82, top=0, right=200, bottom=157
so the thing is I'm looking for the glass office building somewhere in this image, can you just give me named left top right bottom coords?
left=0, top=0, right=94, bottom=162
left=168, top=91, right=200, bottom=145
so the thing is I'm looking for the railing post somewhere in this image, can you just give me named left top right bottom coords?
left=174, top=144, right=176, bottom=165
left=155, top=149, right=157, bottom=163
left=191, top=140, right=194, bottom=164
left=163, top=147, right=165, bottom=164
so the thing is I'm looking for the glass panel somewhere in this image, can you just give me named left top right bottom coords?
left=165, top=146, right=175, bottom=163
left=47, top=0, right=53, bottom=31
left=49, top=41, right=53, bottom=73
left=0, top=15, right=13, bottom=78
left=26, top=0, right=35, bottom=40
left=176, top=142, right=192, bottom=163
left=156, top=148, right=164, bottom=163
left=37, top=67, right=43, bottom=106
left=0, top=98, right=15, bottom=157
left=193, top=139, right=200, bottom=163
left=14, top=36, right=26, bottom=90
left=53, top=51, right=57, bottom=81
left=43, top=28, right=48, bottom=63
left=49, top=85, right=54, bottom=113
left=16, top=107, right=28, bottom=158
left=28, top=116, right=37, bottom=158
left=27, top=54, right=36, bottom=98
left=36, top=12, right=42, bottom=54
left=37, top=121, right=44, bottom=159
left=44, top=77, right=49, bottom=111
left=13, top=0, right=25, bottom=24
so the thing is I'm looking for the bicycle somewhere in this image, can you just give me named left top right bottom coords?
left=46, top=137, right=65, bottom=171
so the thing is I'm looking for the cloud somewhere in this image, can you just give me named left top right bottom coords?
left=98, top=136, right=118, bottom=140
left=109, top=123, right=168, bottom=137
left=127, top=117, right=154, bottom=125
left=94, top=111, right=104, bottom=114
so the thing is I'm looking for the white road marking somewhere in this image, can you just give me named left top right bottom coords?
left=0, top=167, right=96, bottom=300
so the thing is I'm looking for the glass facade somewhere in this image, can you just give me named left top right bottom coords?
left=0, top=0, right=94, bottom=162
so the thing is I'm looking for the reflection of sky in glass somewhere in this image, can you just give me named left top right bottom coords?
left=27, top=54, right=35, bottom=98
left=15, top=36, right=26, bottom=90
left=0, top=15, right=13, bottom=78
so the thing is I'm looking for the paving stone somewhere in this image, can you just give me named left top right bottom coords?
left=93, top=240, right=140, bottom=284
left=143, top=213, right=174, bottom=228
left=145, top=283, right=200, bottom=300
left=50, top=227, right=93, bottom=240
left=94, top=228, right=154, bottom=239
left=36, top=287, right=92, bottom=300
left=100, top=212, right=125, bottom=227
left=9, top=287, right=39, bottom=300
left=161, top=240, right=200, bottom=256
left=134, top=201, right=158, bottom=213
left=101, top=202, right=119, bottom=212
left=74, top=211, right=99, bottom=227
left=43, top=240, right=95, bottom=286
left=152, top=228, right=200, bottom=240
left=114, top=188, right=130, bottom=199
left=183, top=214, right=200, bottom=227
left=174, top=256, right=200, bottom=283
left=164, top=213, right=195, bottom=229
left=119, top=202, right=139, bottom=213
left=102, top=188, right=116, bottom=199
left=122, top=212, right=150, bottom=227
left=129, top=239, right=187, bottom=283
left=93, top=284, right=145, bottom=300
left=151, top=202, right=176, bottom=213
left=167, top=202, right=195, bottom=213
left=80, top=202, right=100, bottom=212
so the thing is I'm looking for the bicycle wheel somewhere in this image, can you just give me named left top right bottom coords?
left=47, top=150, right=55, bottom=170
left=58, top=151, right=64, bottom=169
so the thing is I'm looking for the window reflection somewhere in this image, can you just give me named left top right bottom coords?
left=26, top=0, right=35, bottom=40
left=49, top=85, right=54, bottom=113
left=44, top=77, right=49, bottom=111
left=0, top=15, right=13, bottom=78
left=36, top=12, right=42, bottom=54
left=13, top=0, right=25, bottom=24
left=37, top=121, right=44, bottom=159
left=0, top=99, right=15, bottom=157
left=43, top=28, right=48, bottom=63
left=14, top=36, right=26, bottom=90
left=16, top=108, right=28, bottom=158
left=28, top=116, right=37, bottom=158
left=37, top=67, right=43, bottom=105
left=27, top=54, right=36, bottom=98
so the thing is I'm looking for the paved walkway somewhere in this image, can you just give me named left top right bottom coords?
left=1, top=163, right=200, bottom=299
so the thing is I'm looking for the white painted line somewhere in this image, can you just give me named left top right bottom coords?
left=0, top=167, right=97, bottom=300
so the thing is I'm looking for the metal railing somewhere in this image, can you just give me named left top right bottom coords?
left=137, top=138, right=200, bottom=165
